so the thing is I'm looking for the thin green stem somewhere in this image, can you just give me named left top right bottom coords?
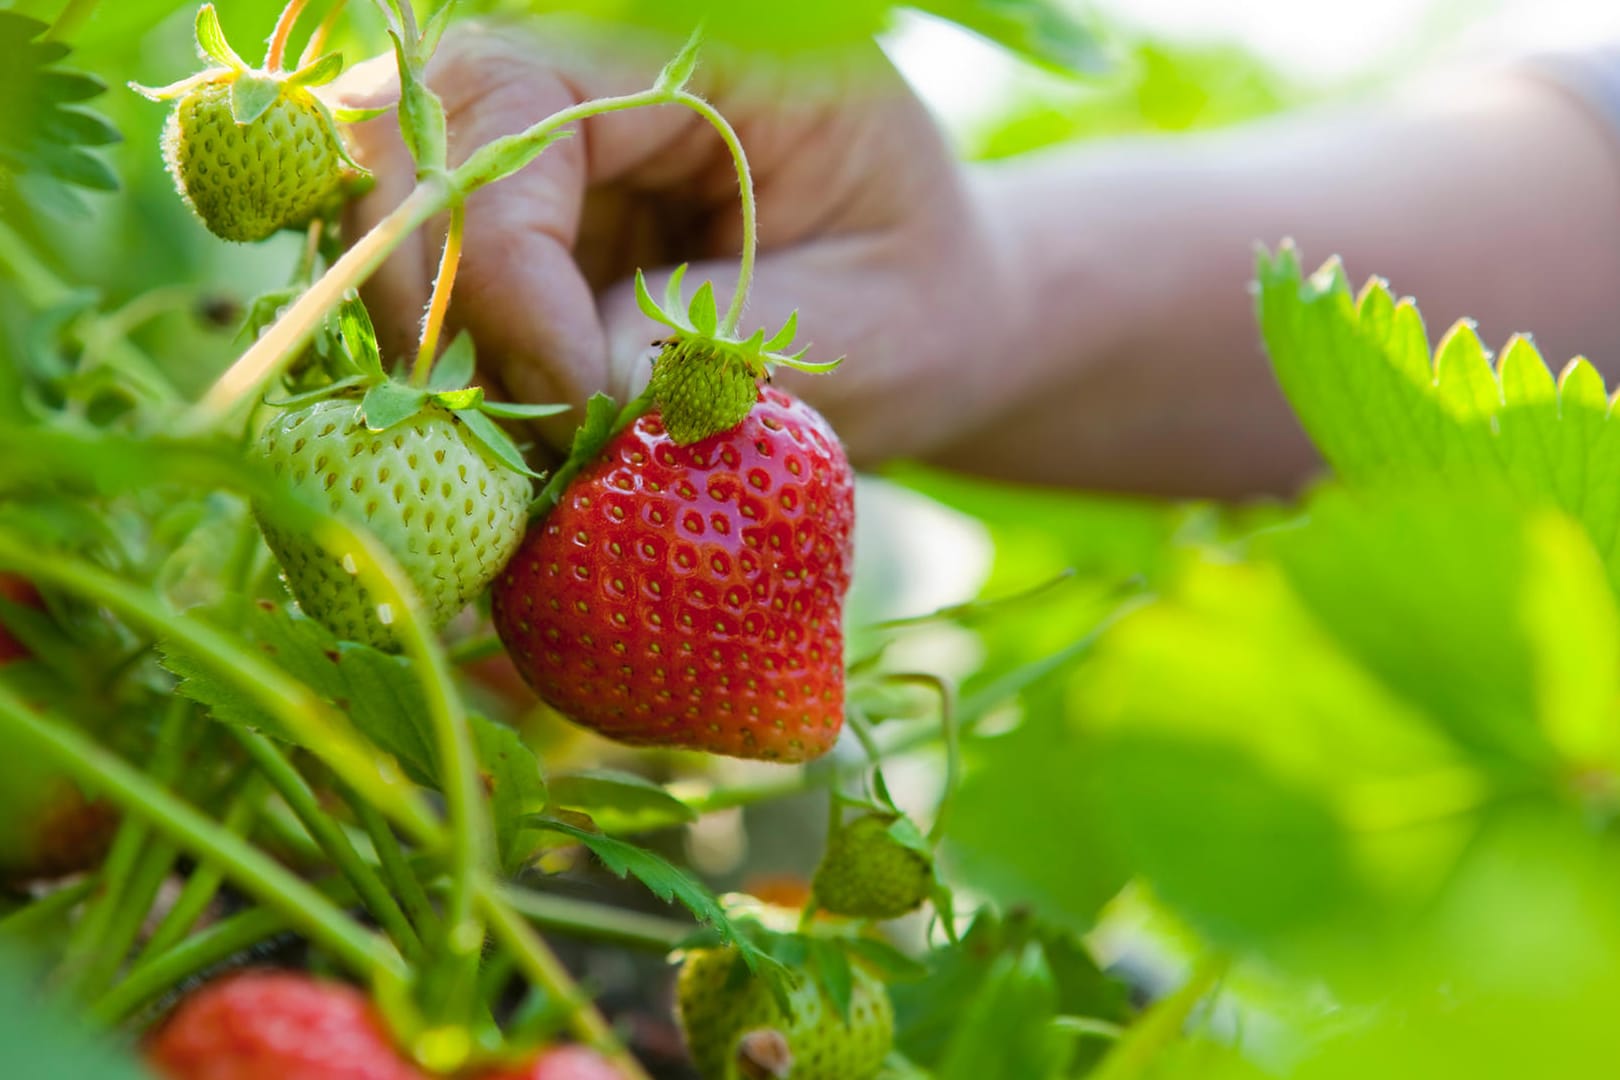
left=411, top=199, right=465, bottom=387
left=347, top=788, right=441, bottom=941
left=236, top=731, right=423, bottom=959
left=447, top=633, right=504, bottom=665
left=885, top=673, right=959, bottom=845
left=1091, top=954, right=1231, bottom=1080
left=0, top=684, right=402, bottom=982
left=672, top=91, right=756, bottom=335
left=138, top=774, right=266, bottom=960
left=495, top=885, right=690, bottom=952
left=78, top=837, right=181, bottom=994
left=89, top=907, right=287, bottom=1025
left=0, top=880, right=94, bottom=939
left=477, top=883, right=652, bottom=1080
left=0, top=533, right=444, bottom=847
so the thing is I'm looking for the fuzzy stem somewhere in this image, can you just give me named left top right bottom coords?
left=411, top=199, right=464, bottom=388
left=179, top=181, right=444, bottom=436
left=672, top=91, right=756, bottom=335
left=0, top=684, right=403, bottom=982
left=266, top=0, right=312, bottom=71
left=236, top=731, right=423, bottom=958
left=478, top=884, right=652, bottom=1080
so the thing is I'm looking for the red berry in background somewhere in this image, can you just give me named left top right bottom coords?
left=493, top=388, right=855, bottom=763
left=145, top=971, right=427, bottom=1080
left=477, top=1044, right=626, bottom=1079
left=0, top=573, right=42, bottom=664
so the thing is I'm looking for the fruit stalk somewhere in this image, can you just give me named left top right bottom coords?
left=671, top=90, right=756, bottom=334
left=265, top=0, right=312, bottom=70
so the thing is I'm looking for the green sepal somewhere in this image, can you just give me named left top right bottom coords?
left=285, top=52, right=344, bottom=90
left=433, top=386, right=483, bottom=410
left=807, top=936, right=855, bottom=1024
left=654, top=27, right=703, bottom=93
left=454, top=409, right=545, bottom=479
left=687, top=281, right=719, bottom=336
left=193, top=5, right=246, bottom=70
left=263, top=375, right=366, bottom=409
left=361, top=381, right=429, bottom=431
left=389, top=30, right=448, bottom=171
left=129, top=70, right=216, bottom=103
left=338, top=294, right=385, bottom=380
left=308, top=93, right=370, bottom=175
left=420, top=1, right=459, bottom=56
left=229, top=73, right=281, bottom=125
left=479, top=401, right=571, bottom=420
left=426, top=330, right=476, bottom=391
left=330, top=103, right=394, bottom=124
left=455, top=128, right=572, bottom=196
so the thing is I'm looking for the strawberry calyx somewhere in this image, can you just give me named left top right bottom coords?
left=265, top=295, right=568, bottom=482
left=130, top=4, right=367, bottom=175
left=635, top=265, right=842, bottom=445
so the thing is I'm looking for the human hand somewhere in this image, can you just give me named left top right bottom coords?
left=340, top=19, right=1024, bottom=463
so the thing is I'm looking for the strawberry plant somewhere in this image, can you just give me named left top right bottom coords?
left=5, top=1, right=1618, bottom=1079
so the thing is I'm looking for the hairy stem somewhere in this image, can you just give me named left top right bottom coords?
left=672, top=91, right=756, bottom=335
left=411, top=199, right=464, bottom=387
left=179, top=181, right=444, bottom=435
left=266, top=0, right=312, bottom=70
left=299, top=0, right=348, bottom=66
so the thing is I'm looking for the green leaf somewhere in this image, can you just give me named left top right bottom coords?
left=907, top=0, right=1109, bottom=76
left=0, top=944, right=149, bottom=1078
left=454, top=409, right=544, bottom=480
left=534, top=816, right=762, bottom=966
left=361, top=382, right=429, bottom=432
left=161, top=603, right=437, bottom=784
left=807, top=936, right=854, bottom=1023
left=472, top=714, right=550, bottom=875
left=193, top=4, right=245, bottom=69
left=547, top=768, right=698, bottom=834
left=654, top=28, right=703, bottom=92
left=229, top=73, right=281, bottom=125
left=338, top=293, right=385, bottom=380
left=1257, top=245, right=1620, bottom=592
left=432, top=387, right=483, bottom=410
left=687, top=281, right=719, bottom=337
left=935, top=943, right=1068, bottom=1080
left=0, top=14, right=121, bottom=213
left=391, top=30, right=448, bottom=170
left=477, top=401, right=571, bottom=421
left=427, top=331, right=476, bottom=391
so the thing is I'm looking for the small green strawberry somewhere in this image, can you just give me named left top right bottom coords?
left=255, top=396, right=532, bottom=650
left=812, top=812, right=935, bottom=920
left=135, top=5, right=361, bottom=243
left=676, top=947, right=893, bottom=1080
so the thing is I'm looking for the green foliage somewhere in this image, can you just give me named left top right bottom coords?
left=0, top=13, right=120, bottom=217
left=0, top=945, right=149, bottom=1079
left=546, top=768, right=698, bottom=834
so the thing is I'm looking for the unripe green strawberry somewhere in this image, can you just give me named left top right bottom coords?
left=255, top=397, right=531, bottom=650
left=812, top=813, right=934, bottom=920
left=676, top=948, right=892, bottom=1080
left=163, top=78, right=349, bottom=243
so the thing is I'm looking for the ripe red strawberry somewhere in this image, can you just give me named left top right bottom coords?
left=476, top=1045, right=625, bottom=1079
left=491, top=387, right=854, bottom=762
left=145, top=971, right=427, bottom=1080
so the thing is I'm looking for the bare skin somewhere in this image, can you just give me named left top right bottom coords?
left=343, top=22, right=1620, bottom=499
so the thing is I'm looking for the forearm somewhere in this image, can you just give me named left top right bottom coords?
left=934, top=76, right=1620, bottom=498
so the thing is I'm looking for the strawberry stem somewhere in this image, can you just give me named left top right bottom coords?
left=299, top=0, right=348, bottom=67
left=672, top=91, right=756, bottom=336
left=266, top=0, right=311, bottom=71
left=412, top=198, right=465, bottom=388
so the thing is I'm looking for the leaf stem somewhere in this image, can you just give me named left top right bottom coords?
left=477, top=883, right=653, bottom=1080
left=495, top=884, right=690, bottom=952
left=299, top=0, right=347, bottom=66
left=236, top=731, right=423, bottom=958
left=411, top=199, right=464, bottom=388
left=266, top=0, right=312, bottom=71
left=347, top=787, right=442, bottom=941
left=89, top=907, right=288, bottom=1025
left=0, top=683, right=403, bottom=983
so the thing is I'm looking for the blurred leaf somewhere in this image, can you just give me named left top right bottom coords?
left=0, top=944, right=150, bottom=1079
left=910, top=0, right=1107, bottom=76
left=426, top=331, right=476, bottom=392
left=935, top=941, right=1068, bottom=1080
left=471, top=713, right=549, bottom=874
left=0, top=13, right=120, bottom=216
left=547, top=767, right=697, bottom=834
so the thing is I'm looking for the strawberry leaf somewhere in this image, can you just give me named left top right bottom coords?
left=454, top=408, right=544, bottom=479
left=229, top=73, right=281, bottom=126
left=361, top=382, right=428, bottom=432
left=193, top=4, right=245, bottom=70
left=427, top=330, right=476, bottom=391
left=547, top=768, right=698, bottom=834
left=533, top=816, right=766, bottom=968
